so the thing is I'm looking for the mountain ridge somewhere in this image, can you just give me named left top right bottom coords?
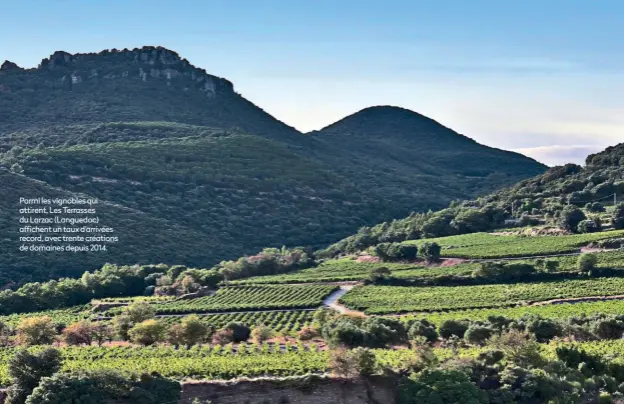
left=0, top=45, right=546, bottom=283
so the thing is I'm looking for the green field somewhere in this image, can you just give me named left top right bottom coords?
left=399, top=298, right=624, bottom=326
left=406, top=230, right=624, bottom=259
left=159, top=310, right=315, bottom=333
left=341, top=277, right=624, bottom=314
left=146, top=285, right=337, bottom=314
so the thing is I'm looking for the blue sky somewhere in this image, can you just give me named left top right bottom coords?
left=1, top=0, right=623, bottom=165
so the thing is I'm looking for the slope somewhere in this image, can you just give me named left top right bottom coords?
left=0, top=46, right=546, bottom=282
left=321, top=142, right=624, bottom=256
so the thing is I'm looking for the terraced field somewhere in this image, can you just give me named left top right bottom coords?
left=159, top=310, right=315, bottom=332
left=406, top=229, right=624, bottom=259
left=148, top=285, right=338, bottom=314
left=341, top=277, right=624, bottom=314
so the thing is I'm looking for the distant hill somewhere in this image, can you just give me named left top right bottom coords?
left=0, top=46, right=546, bottom=282
left=321, top=142, right=624, bottom=257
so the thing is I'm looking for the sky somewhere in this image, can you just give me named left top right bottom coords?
left=1, top=0, right=623, bottom=166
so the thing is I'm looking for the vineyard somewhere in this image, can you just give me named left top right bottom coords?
left=406, top=229, right=624, bottom=259
left=399, top=298, right=624, bottom=326
left=340, top=277, right=624, bottom=314
left=159, top=310, right=315, bottom=333
left=146, top=285, right=338, bottom=314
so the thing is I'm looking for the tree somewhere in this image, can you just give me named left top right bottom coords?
left=399, top=369, right=488, bottom=404
left=62, top=321, right=94, bottom=346
left=578, top=253, right=598, bottom=273
left=25, top=370, right=181, bottom=404
left=419, top=242, right=441, bottom=262
left=613, top=203, right=624, bottom=229
left=368, top=267, right=391, bottom=284
left=489, top=330, right=545, bottom=368
left=6, top=349, right=61, bottom=404
left=91, top=323, right=113, bottom=346
left=558, top=206, right=586, bottom=233
left=578, top=219, right=600, bottom=233
left=125, top=302, right=155, bottom=324
left=177, top=315, right=210, bottom=347
left=361, top=317, right=407, bottom=347
left=211, top=329, right=234, bottom=345
left=16, top=316, right=57, bottom=346
left=112, top=314, right=133, bottom=341
left=128, top=320, right=166, bottom=346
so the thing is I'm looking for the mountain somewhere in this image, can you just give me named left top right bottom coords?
left=321, top=143, right=624, bottom=257
left=0, top=46, right=546, bottom=282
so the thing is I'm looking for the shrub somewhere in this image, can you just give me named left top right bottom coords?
left=328, top=347, right=376, bottom=377
left=464, top=325, right=494, bottom=345
left=224, top=322, right=251, bottom=343
left=211, top=329, right=234, bottom=345
left=297, top=327, right=319, bottom=341
left=578, top=253, right=598, bottom=273
left=251, top=325, right=274, bottom=344
left=419, top=242, right=441, bottom=262
left=368, top=267, right=391, bottom=284
left=586, top=202, right=605, bottom=213
left=408, top=319, right=438, bottom=343
left=439, top=319, right=469, bottom=339
left=578, top=219, right=601, bottom=233
left=613, top=203, right=624, bottom=229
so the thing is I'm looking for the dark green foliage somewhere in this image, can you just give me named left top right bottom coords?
left=399, top=369, right=488, bottom=404
left=586, top=202, right=606, bottom=213
left=0, top=51, right=544, bottom=282
left=613, top=203, right=624, bottom=230
left=368, top=267, right=391, bottom=284
left=472, top=262, right=536, bottom=282
left=559, top=205, right=587, bottom=233
left=374, top=243, right=418, bottom=261
left=6, top=349, right=62, bottom=404
left=361, top=317, right=407, bottom=346
left=321, top=315, right=406, bottom=348
left=579, top=219, right=602, bottom=233
left=407, top=319, right=438, bottom=343
left=464, top=325, right=494, bottom=345
left=224, top=322, right=251, bottom=343
left=419, top=242, right=441, bottom=262
left=439, top=319, right=470, bottom=339
left=25, top=370, right=180, bottom=404
left=578, top=253, right=598, bottom=273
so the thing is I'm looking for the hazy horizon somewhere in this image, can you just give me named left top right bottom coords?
left=2, top=0, right=622, bottom=166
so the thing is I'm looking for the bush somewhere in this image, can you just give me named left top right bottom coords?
left=578, top=253, right=598, bottom=273
left=586, top=202, right=605, bottom=213
left=408, top=319, right=438, bottom=343
left=368, top=267, right=391, bottom=284
left=439, top=319, right=469, bottom=339
left=251, top=325, right=274, bottom=344
left=297, top=327, right=319, bottom=341
left=374, top=243, right=418, bottom=261
left=211, top=329, right=234, bottom=345
left=399, top=369, right=488, bottom=404
left=419, top=242, right=441, bottom=262
left=361, top=317, right=407, bottom=346
left=328, top=347, right=376, bottom=377
left=322, top=318, right=367, bottom=348
left=464, top=325, right=494, bottom=345
left=578, top=219, right=601, bottom=233
left=224, top=322, right=251, bottom=343
left=613, top=203, right=624, bottom=230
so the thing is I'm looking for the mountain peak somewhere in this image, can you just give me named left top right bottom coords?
left=315, top=105, right=461, bottom=141
left=0, top=60, right=21, bottom=71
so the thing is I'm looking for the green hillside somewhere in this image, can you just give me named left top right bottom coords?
left=322, top=142, right=624, bottom=256
left=0, top=46, right=546, bottom=282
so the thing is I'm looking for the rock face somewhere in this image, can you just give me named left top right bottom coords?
left=0, top=61, right=21, bottom=71
left=179, top=376, right=397, bottom=404
left=18, top=46, right=235, bottom=97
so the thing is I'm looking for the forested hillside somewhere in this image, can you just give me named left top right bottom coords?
left=0, top=46, right=545, bottom=283
left=322, top=141, right=624, bottom=256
